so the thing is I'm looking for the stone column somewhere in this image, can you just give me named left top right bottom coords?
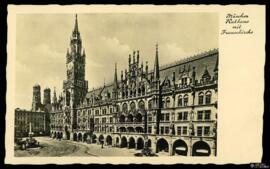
left=112, top=136, right=116, bottom=147
left=153, top=138, right=157, bottom=153
left=62, top=131, right=67, bottom=140
left=189, top=139, right=193, bottom=156
left=169, top=140, right=173, bottom=156
left=70, top=131, right=74, bottom=141
left=135, top=141, right=138, bottom=149
left=211, top=140, right=217, bottom=156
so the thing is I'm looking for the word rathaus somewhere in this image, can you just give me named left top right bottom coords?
left=15, top=15, right=218, bottom=156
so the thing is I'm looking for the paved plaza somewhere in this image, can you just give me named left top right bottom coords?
left=14, top=136, right=167, bottom=157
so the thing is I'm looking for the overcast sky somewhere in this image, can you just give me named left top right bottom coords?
left=15, top=13, right=218, bottom=110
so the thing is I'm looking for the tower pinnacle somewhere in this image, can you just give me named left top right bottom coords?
left=153, top=43, right=160, bottom=80
left=114, top=62, right=118, bottom=89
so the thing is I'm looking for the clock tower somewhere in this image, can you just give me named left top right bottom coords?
left=62, top=15, right=88, bottom=134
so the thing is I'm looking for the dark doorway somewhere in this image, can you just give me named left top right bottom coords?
left=121, top=137, right=128, bottom=148
left=137, top=137, right=144, bottom=149
left=192, top=141, right=211, bottom=156
left=129, top=137, right=135, bottom=149
left=156, top=138, right=169, bottom=153
left=173, top=139, right=188, bottom=156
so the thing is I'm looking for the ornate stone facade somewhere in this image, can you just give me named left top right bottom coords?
left=50, top=15, right=218, bottom=156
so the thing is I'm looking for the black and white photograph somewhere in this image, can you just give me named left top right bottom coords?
left=13, top=12, right=218, bottom=157
left=5, top=5, right=265, bottom=165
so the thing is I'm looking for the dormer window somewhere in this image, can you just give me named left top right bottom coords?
left=205, top=91, right=212, bottom=104
left=198, top=92, right=204, bottom=105
left=184, top=94, right=188, bottom=106
left=178, top=95, right=183, bottom=107
left=165, top=97, right=171, bottom=108
left=182, top=77, right=187, bottom=85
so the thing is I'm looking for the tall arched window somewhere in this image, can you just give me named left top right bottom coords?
left=122, top=103, right=128, bottom=113
left=178, top=95, right=183, bottom=107
left=119, top=115, right=125, bottom=122
left=165, top=97, right=171, bottom=108
left=138, top=88, right=141, bottom=96
left=184, top=94, right=188, bottom=106
left=148, top=100, right=152, bottom=110
left=205, top=91, right=212, bottom=104
left=142, top=85, right=146, bottom=95
left=198, top=92, right=204, bottom=105
left=130, top=102, right=136, bottom=112
left=161, top=99, right=165, bottom=108
left=139, top=100, right=145, bottom=110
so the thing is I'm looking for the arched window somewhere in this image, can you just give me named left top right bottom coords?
left=130, top=102, right=136, bottom=112
left=142, top=85, right=146, bottom=95
left=205, top=91, right=212, bottom=104
left=148, top=100, right=152, bottom=110
left=165, top=97, right=171, bottom=108
left=184, top=94, right=188, bottom=106
left=138, top=88, right=141, bottom=96
left=122, top=103, right=128, bottom=113
left=198, top=92, right=204, bottom=105
left=119, top=115, right=125, bottom=123
left=116, top=105, right=120, bottom=112
left=178, top=95, right=183, bottom=107
left=162, top=100, right=165, bottom=108
left=139, top=100, right=145, bottom=110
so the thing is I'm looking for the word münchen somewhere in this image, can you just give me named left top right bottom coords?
left=15, top=15, right=218, bottom=156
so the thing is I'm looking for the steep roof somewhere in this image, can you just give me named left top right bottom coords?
left=86, top=48, right=218, bottom=98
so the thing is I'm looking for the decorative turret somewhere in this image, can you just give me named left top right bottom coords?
left=192, top=66, right=196, bottom=85
left=121, top=70, right=123, bottom=81
left=145, top=61, right=148, bottom=75
left=133, top=51, right=136, bottom=64
left=53, top=87, right=57, bottom=104
left=202, top=66, right=211, bottom=82
left=114, top=63, right=118, bottom=89
left=125, top=69, right=127, bottom=80
left=128, top=54, right=131, bottom=65
left=137, top=50, right=140, bottom=65
left=153, top=43, right=160, bottom=81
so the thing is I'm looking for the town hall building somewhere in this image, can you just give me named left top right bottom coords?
left=45, top=15, right=218, bottom=156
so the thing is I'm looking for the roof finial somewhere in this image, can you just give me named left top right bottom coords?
left=73, top=14, right=79, bottom=34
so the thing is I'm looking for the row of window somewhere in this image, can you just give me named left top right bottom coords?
left=77, top=91, right=213, bottom=116
left=158, top=126, right=210, bottom=136
left=91, top=125, right=211, bottom=137
left=94, top=117, right=114, bottom=124
left=163, top=91, right=212, bottom=108
left=90, top=110, right=212, bottom=124
left=160, top=110, right=212, bottom=122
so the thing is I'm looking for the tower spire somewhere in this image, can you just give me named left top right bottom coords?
left=74, top=14, right=78, bottom=33
left=153, top=43, right=160, bottom=80
left=72, top=14, right=80, bottom=38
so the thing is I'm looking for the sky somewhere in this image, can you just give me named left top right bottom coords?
left=15, top=13, right=218, bottom=110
